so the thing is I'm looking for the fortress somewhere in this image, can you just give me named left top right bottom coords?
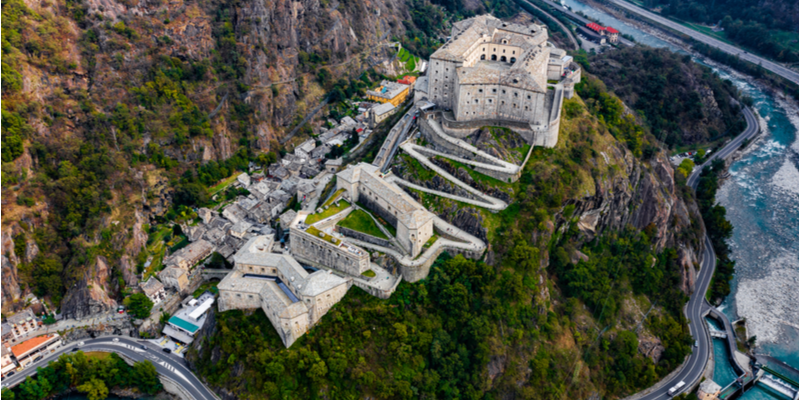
left=217, top=235, right=350, bottom=348
left=416, top=15, right=580, bottom=147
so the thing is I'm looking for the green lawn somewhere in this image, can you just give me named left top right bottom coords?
left=208, top=174, right=241, bottom=195
left=356, top=202, right=397, bottom=237
left=338, top=209, right=389, bottom=239
left=193, top=282, right=219, bottom=298
left=322, top=188, right=346, bottom=208
left=361, top=269, right=376, bottom=278
left=423, top=233, right=439, bottom=249
left=306, top=226, right=341, bottom=245
left=306, top=200, right=351, bottom=224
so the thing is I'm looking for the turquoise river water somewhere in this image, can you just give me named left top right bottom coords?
left=561, top=0, right=800, bottom=395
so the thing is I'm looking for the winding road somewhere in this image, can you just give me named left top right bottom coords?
left=1, top=336, right=218, bottom=400
left=607, top=0, right=799, bottom=84
left=630, top=107, right=759, bottom=400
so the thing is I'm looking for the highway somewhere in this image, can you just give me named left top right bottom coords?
left=632, top=107, right=759, bottom=400
left=607, top=0, right=799, bottom=84
left=1, top=336, right=218, bottom=400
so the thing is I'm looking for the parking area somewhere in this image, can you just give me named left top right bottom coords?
left=148, top=336, right=187, bottom=357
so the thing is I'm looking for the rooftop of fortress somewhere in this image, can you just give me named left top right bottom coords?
left=337, top=163, right=433, bottom=229
left=221, top=235, right=349, bottom=299
left=459, top=61, right=545, bottom=92
left=433, top=15, right=547, bottom=62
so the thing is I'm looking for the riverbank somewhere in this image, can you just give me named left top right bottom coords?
left=564, top=0, right=799, bottom=378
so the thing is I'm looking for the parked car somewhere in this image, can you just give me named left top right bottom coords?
left=162, top=348, right=172, bottom=354
left=7, top=371, right=15, bottom=377
left=33, top=356, right=43, bottom=362
left=72, top=347, right=79, bottom=352
left=112, top=338, right=119, bottom=343
left=78, top=341, right=85, bottom=347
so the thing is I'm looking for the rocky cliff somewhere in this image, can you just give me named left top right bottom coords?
left=1, top=0, right=416, bottom=316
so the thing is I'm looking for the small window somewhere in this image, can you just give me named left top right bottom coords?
left=527, top=95, right=531, bottom=99
left=493, top=88, right=497, bottom=93
left=502, top=90, right=506, bottom=94
left=480, top=54, right=486, bottom=60
left=478, top=89, right=483, bottom=93
left=514, top=92, right=518, bottom=97
left=488, top=99, right=492, bottom=103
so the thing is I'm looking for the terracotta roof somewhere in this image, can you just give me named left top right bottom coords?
left=11, top=334, right=58, bottom=358
left=586, top=22, right=618, bottom=34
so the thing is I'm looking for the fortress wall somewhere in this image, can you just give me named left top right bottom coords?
left=218, top=289, right=262, bottom=312
left=290, top=228, right=370, bottom=276
left=352, top=276, right=402, bottom=299
left=338, top=227, right=393, bottom=248
left=357, top=193, right=399, bottom=229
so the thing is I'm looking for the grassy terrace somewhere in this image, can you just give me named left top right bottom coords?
left=361, top=269, right=376, bottom=278
left=305, top=200, right=351, bottom=224
left=306, top=225, right=341, bottom=245
left=356, top=202, right=397, bottom=237
left=338, top=209, right=389, bottom=239
left=322, top=188, right=346, bottom=208
left=423, top=233, right=439, bottom=249
left=208, top=173, right=241, bottom=196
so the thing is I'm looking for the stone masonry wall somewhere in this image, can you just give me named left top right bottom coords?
left=338, top=227, right=394, bottom=248
left=290, top=228, right=370, bottom=276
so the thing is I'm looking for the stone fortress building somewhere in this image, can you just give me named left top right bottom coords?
left=336, top=163, right=434, bottom=258
left=217, top=235, right=350, bottom=347
left=418, top=15, right=580, bottom=147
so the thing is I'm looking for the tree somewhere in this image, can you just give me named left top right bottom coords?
left=207, top=252, right=232, bottom=269
left=677, top=158, right=695, bottom=178
left=131, top=361, right=162, bottom=394
left=77, top=378, right=109, bottom=400
left=124, top=293, right=154, bottom=319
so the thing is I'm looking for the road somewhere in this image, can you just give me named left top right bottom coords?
left=1, top=336, right=218, bottom=400
left=632, top=107, right=759, bottom=400
left=544, top=1, right=635, bottom=46
left=607, top=0, right=799, bottom=84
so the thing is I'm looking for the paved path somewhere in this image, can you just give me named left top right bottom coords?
left=395, top=144, right=508, bottom=210
left=608, top=0, right=798, bottom=84
left=2, top=336, right=219, bottom=400
left=627, top=107, right=759, bottom=400
left=344, top=214, right=486, bottom=268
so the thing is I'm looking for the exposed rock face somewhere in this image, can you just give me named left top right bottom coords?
left=60, top=256, right=118, bottom=319
left=1, top=229, right=24, bottom=312
left=571, top=149, right=701, bottom=253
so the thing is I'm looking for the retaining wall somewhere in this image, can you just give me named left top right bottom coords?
left=338, top=227, right=394, bottom=248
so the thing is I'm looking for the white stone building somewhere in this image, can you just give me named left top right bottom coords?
left=336, top=163, right=434, bottom=257
left=424, top=15, right=579, bottom=147
left=217, top=236, right=350, bottom=348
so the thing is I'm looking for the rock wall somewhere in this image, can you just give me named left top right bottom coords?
left=60, top=256, right=118, bottom=319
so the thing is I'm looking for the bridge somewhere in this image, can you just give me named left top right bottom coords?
left=709, top=330, right=727, bottom=339
left=201, top=269, right=231, bottom=281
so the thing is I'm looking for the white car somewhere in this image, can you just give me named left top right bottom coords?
left=112, top=338, right=119, bottom=343
left=78, top=341, right=85, bottom=347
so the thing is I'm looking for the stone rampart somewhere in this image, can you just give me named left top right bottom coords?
left=352, top=275, right=402, bottom=299
left=290, top=227, right=370, bottom=276
left=438, top=111, right=537, bottom=144
left=338, top=227, right=394, bottom=248
left=357, top=194, right=398, bottom=229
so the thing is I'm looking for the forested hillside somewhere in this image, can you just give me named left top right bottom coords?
left=649, top=0, right=798, bottom=63
left=187, top=72, right=706, bottom=399
left=584, top=47, right=745, bottom=148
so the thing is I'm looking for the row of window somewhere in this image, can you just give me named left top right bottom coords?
left=468, top=89, right=532, bottom=99
left=463, top=102, right=530, bottom=112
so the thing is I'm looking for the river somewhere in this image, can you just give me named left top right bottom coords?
left=561, top=0, right=800, bottom=391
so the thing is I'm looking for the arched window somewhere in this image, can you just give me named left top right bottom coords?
left=500, top=56, right=507, bottom=62
left=480, top=54, right=486, bottom=60
left=474, top=99, right=478, bottom=104
left=491, top=54, right=497, bottom=61
left=510, top=57, right=516, bottom=63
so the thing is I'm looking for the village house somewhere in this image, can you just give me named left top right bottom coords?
left=139, top=276, right=167, bottom=304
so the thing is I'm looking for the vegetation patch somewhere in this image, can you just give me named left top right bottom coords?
left=305, top=200, right=351, bottom=224
left=306, top=226, right=341, bottom=245
left=338, top=209, right=389, bottom=239
left=322, top=188, right=346, bottom=208
left=361, top=269, right=376, bottom=278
